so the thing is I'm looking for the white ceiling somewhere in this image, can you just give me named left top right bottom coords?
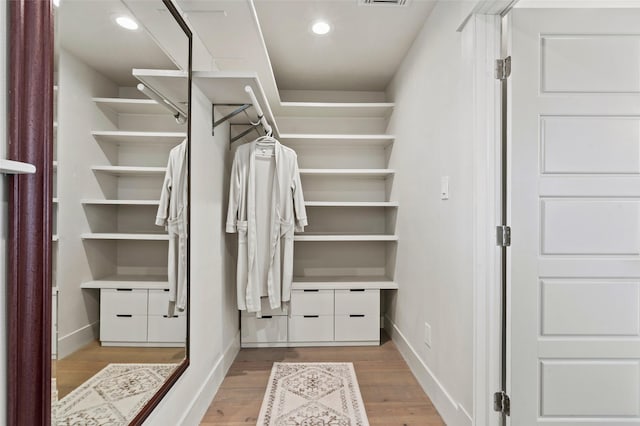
left=57, top=0, right=180, bottom=86
left=254, top=0, right=437, bottom=91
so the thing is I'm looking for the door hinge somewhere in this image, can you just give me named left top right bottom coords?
left=494, top=391, right=511, bottom=415
left=497, top=225, right=511, bottom=247
left=495, top=56, right=511, bottom=80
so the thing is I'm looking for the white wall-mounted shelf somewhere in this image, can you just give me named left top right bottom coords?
left=132, top=69, right=189, bottom=111
left=53, top=198, right=59, bottom=204
left=0, top=159, right=36, bottom=175
left=294, top=234, right=398, bottom=242
left=300, top=169, right=395, bottom=177
left=91, top=166, right=166, bottom=176
left=52, top=235, right=59, bottom=242
left=80, top=275, right=169, bottom=290
left=193, top=71, right=280, bottom=136
left=93, top=98, right=168, bottom=115
left=82, top=199, right=160, bottom=206
left=92, top=131, right=186, bottom=145
left=305, top=201, right=399, bottom=207
left=81, top=233, right=169, bottom=241
left=279, top=134, right=395, bottom=147
left=278, top=102, right=395, bottom=118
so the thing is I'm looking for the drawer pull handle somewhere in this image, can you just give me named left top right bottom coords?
left=349, top=289, right=365, bottom=292
left=350, top=314, right=365, bottom=318
left=163, top=289, right=170, bottom=292
left=162, top=315, right=179, bottom=318
left=261, top=315, right=273, bottom=319
left=116, top=314, right=132, bottom=318
left=303, top=315, right=319, bottom=318
left=303, top=289, right=319, bottom=292
left=116, top=288, right=133, bottom=292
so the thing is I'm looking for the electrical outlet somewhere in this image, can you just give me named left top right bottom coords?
left=424, top=322, right=432, bottom=348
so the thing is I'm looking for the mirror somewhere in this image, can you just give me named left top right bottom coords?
left=51, top=1, right=190, bottom=424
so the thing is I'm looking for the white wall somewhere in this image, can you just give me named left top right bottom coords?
left=56, top=49, right=118, bottom=358
left=142, top=83, right=240, bottom=425
left=0, top=1, right=8, bottom=422
left=384, top=2, right=475, bottom=425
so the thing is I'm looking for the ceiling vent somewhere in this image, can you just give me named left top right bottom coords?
left=359, top=0, right=408, bottom=6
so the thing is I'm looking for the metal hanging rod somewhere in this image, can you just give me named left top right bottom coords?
left=244, top=85, right=272, bottom=136
left=137, top=83, right=187, bottom=124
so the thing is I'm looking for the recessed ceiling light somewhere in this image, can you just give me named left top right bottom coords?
left=311, top=21, right=331, bottom=35
left=115, top=16, right=139, bottom=31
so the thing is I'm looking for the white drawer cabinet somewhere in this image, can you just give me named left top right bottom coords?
left=290, top=289, right=334, bottom=315
left=100, top=314, right=147, bottom=342
left=241, top=315, right=288, bottom=344
left=99, top=287, right=185, bottom=347
left=240, top=288, right=381, bottom=348
left=335, top=289, right=380, bottom=342
left=289, top=315, right=334, bottom=342
left=101, top=289, right=147, bottom=315
left=335, top=314, right=380, bottom=341
left=335, top=289, right=379, bottom=316
left=148, top=314, right=187, bottom=343
left=148, top=288, right=173, bottom=315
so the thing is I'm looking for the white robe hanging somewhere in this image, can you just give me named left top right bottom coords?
left=226, top=139, right=307, bottom=314
left=156, top=140, right=188, bottom=316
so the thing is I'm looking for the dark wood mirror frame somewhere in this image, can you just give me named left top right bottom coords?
left=7, top=1, right=192, bottom=424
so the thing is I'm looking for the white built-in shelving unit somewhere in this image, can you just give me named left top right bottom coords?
left=280, top=98, right=397, bottom=346
left=284, top=102, right=398, bottom=289
left=194, top=71, right=398, bottom=347
left=56, top=69, right=190, bottom=348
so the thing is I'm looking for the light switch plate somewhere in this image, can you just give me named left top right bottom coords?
left=440, top=176, right=449, bottom=200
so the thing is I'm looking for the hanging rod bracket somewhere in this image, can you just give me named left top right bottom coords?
left=212, top=103, right=251, bottom=136
left=230, top=122, right=262, bottom=144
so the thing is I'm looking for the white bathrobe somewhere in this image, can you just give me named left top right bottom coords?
left=156, top=140, right=188, bottom=316
left=226, top=139, right=307, bottom=314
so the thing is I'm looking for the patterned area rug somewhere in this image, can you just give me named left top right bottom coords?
left=55, top=363, right=178, bottom=425
left=257, top=362, right=370, bottom=426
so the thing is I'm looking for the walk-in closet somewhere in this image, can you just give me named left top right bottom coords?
left=4, top=0, right=639, bottom=425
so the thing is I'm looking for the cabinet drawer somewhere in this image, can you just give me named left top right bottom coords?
left=290, top=289, right=334, bottom=316
left=335, top=289, right=379, bottom=316
left=241, top=315, right=288, bottom=343
left=147, top=315, right=186, bottom=343
left=335, top=314, right=380, bottom=342
left=100, top=314, right=147, bottom=342
left=148, top=288, right=173, bottom=315
left=288, top=315, right=334, bottom=342
left=101, top=289, right=148, bottom=315
left=240, top=298, right=288, bottom=317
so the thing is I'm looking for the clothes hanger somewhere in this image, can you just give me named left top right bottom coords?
left=255, top=134, right=276, bottom=145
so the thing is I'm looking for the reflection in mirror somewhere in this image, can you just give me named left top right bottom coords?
left=51, top=1, right=189, bottom=424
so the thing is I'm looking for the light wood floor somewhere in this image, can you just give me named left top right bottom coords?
left=202, top=333, right=445, bottom=425
left=53, top=340, right=185, bottom=399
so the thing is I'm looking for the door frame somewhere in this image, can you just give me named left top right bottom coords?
left=465, top=2, right=518, bottom=425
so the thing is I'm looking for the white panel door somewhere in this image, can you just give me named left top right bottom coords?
left=509, top=8, right=640, bottom=425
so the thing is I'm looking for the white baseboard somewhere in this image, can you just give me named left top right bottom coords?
left=179, top=331, right=241, bottom=425
left=384, top=315, right=472, bottom=426
left=57, top=321, right=99, bottom=359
